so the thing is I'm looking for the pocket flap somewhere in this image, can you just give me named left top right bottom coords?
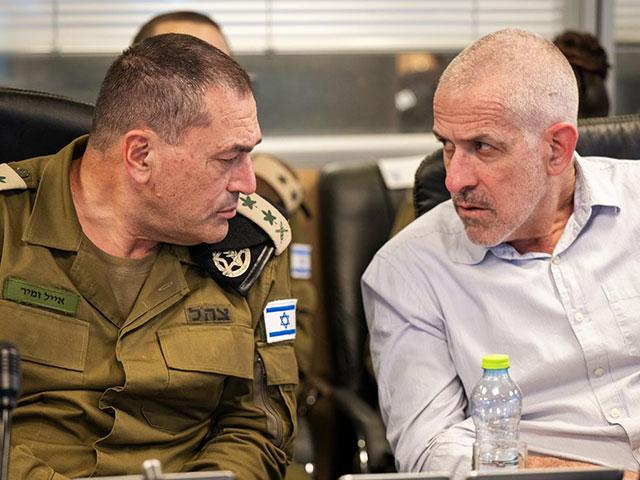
left=258, top=343, right=299, bottom=385
left=158, top=325, right=254, bottom=379
left=0, top=300, right=88, bottom=371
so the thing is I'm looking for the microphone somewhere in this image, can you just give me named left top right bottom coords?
left=0, top=342, right=20, bottom=480
left=0, top=342, right=20, bottom=410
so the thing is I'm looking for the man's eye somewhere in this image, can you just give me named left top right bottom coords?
left=475, top=141, right=492, bottom=152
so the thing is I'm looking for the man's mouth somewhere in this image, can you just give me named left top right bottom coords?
left=218, top=206, right=237, bottom=219
left=455, top=202, right=486, bottom=211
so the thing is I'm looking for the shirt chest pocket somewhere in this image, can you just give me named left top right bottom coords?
left=141, top=324, right=254, bottom=433
left=0, top=300, right=89, bottom=391
left=602, top=281, right=640, bottom=357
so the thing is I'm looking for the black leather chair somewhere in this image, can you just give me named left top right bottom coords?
left=0, top=87, right=94, bottom=163
left=318, top=161, right=407, bottom=476
left=318, top=113, right=640, bottom=478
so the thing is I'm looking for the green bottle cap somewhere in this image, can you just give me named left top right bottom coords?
left=482, top=354, right=510, bottom=369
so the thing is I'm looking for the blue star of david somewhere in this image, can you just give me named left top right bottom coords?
left=280, top=312, right=290, bottom=328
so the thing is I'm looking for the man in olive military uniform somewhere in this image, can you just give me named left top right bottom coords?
left=1, top=34, right=297, bottom=480
left=132, top=16, right=318, bottom=479
left=132, top=10, right=317, bottom=388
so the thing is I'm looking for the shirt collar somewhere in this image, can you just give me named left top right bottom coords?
left=572, top=151, right=620, bottom=214
left=22, top=136, right=87, bottom=251
left=21, top=135, right=202, bottom=269
left=449, top=152, right=621, bottom=265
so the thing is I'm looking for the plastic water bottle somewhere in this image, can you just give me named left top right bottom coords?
left=470, top=353, right=522, bottom=470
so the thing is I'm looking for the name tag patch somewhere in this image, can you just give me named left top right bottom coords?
left=4, top=277, right=80, bottom=315
left=263, top=298, right=297, bottom=343
left=290, top=243, right=312, bottom=279
left=186, top=304, right=231, bottom=323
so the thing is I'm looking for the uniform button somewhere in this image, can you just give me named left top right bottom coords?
left=611, top=408, right=621, bottom=419
left=574, top=312, right=584, bottom=322
left=551, top=256, right=561, bottom=265
left=593, top=367, right=604, bottom=377
left=15, top=167, right=30, bottom=178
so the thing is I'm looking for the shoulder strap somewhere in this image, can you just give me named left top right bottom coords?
left=189, top=193, right=291, bottom=296
left=0, top=164, right=28, bottom=191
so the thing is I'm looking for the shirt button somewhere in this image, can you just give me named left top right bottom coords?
left=593, top=367, right=604, bottom=377
left=551, top=256, right=561, bottom=265
left=574, top=312, right=584, bottom=322
left=611, top=408, right=621, bottom=419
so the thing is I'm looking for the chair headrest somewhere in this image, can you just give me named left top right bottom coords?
left=0, top=87, right=94, bottom=164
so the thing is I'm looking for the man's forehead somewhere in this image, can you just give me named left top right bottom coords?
left=204, top=87, right=256, bottom=117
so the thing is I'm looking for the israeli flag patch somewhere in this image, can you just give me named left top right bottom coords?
left=264, top=298, right=297, bottom=343
left=290, top=243, right=312, bottom=279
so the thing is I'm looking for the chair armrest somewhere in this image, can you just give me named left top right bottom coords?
left=331, top=386, right=393, bottom=472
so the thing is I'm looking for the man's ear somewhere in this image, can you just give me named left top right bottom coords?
left=122, top=129, right=154, bottom=184
left=545, top=122, right=579, bottom=176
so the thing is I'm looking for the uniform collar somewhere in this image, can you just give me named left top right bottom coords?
left=448, top=152, right=621, bottom=265
left=20, top=135, right=209, bottom=269
left=22, top=136, right=87, bottom=251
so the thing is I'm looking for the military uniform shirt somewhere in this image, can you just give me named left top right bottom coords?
left=1, top=137, right=298, bottom=480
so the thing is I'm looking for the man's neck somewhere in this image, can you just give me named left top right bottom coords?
left=508, top=167, right=577, bottom=255
left=70, top=149, right=158, bottom=259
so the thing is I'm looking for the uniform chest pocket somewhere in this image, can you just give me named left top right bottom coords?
left=143, top=324, right=254, bottom=433
left=602, top=281, right=640, bottom=357
left=0, top=300, right=89, bottom=391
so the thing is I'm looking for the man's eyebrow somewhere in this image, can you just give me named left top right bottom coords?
left=432, top=129, right=445, bottom=141
left=228, top=138, right=262, bottom=153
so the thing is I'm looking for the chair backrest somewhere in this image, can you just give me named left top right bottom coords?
left=319, top=161, right=408, bottom=397
left=414, top=114, right=640, bottom=217
left=0, top=87, right=94, bottom=163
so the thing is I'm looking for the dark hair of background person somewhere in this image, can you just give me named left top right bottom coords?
left=553, top=30, right=611, bottom=118
left=133, top=11, right=222, bottom=45
left=90, top=33, right=252, bottom=151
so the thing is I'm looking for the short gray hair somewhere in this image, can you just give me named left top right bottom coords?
left=90, top=33, right=252, bottom=150
left=436, top=28, right=579, bottom=134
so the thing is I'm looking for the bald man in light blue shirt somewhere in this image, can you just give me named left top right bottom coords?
left=363, top=28, right=640, bottom=480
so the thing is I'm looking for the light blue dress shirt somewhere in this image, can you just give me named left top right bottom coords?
left=362, top=153, right=640, bottom=479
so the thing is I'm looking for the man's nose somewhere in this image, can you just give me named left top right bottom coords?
left=444, top=149, right=477, bottom=196
left=229, top=153, right=256, bottom=195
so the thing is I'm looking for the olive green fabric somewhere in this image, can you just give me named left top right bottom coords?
left=82, top=236, right=158, bottom=320
left=254, top=160, right=315, bottom=480
left=254, top=166, right=315, bottom=383
left=287, top=211, right=316, bottom=380
left=390, top=190, right=416, bottom=238
left=1, top=137, right=298, bottom=480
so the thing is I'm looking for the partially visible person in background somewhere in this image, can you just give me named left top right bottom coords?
left=134, top=12, right=318, bottom=479
left=554, top=29, right=611, bottom=118
left=133, top=11, right=231, bottom=54
left=390, top=29, right=612, bottom=237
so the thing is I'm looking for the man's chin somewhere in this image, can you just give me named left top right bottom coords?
left=464, top=226, right=503, bottom=248
left=192, top=221, right=229, bottom=246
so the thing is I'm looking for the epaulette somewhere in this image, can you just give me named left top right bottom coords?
left=253, top=153, right=307, bottom=217
left=0, top=163, right=31, bottom=191
left=0, top=155, right=55, bottom=192
left=189, top=193, right=292, bottom=296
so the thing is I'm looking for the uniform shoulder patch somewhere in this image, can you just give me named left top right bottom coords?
left=189, top=194, right=291, bottom=296
left=0, top=164, right=28, bottom=191
left=253, top=153, right=304, bottom=215
left=238, top=193, right=291, bottom=256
